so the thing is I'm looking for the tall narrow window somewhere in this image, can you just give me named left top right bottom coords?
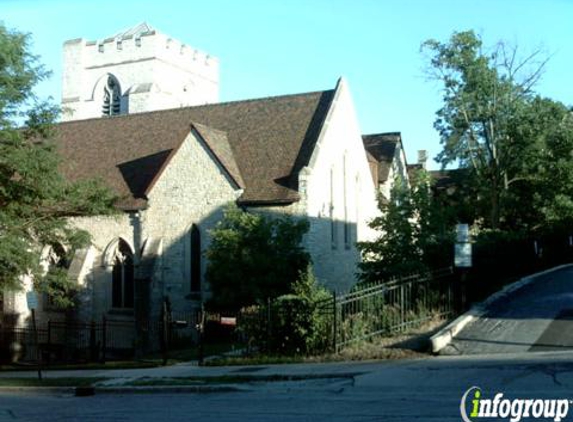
left=102, top=75, right=122, bottom=116
left=343, top=154, right=350, bottom=249
left=355, top=174, right=360, bottom=243
left=330, top=166, right=337, bottom=249
left=190, top=224, right=201, bottom=293
left=112, top=239, right=134, bottom=309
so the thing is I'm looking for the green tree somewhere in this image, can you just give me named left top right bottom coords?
left=357, top=172, right=453, bottom=282
left=0, top=24, right=116, bottom=306
left=411, top=170, right=455, bottom=266
left=422, top=30, right=552, bottom=229
left=205, top=204, right=310, bottom=311
left=518, top=98, right=573, bottom=227
left=357, top=179, right=419, bottom=281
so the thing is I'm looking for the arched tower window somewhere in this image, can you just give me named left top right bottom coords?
left=112, top=239, right=134, bottom=308
left=190, top=224, right=201, bottom=293
left=102, top=75, right=122, bottom=116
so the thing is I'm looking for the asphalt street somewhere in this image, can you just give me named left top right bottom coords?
left=3, top=352, right=573, bottom=421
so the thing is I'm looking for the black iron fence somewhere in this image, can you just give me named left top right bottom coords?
left=234, top=267, right=457, bottom=354
left=0, top=307, right=201, bottom=364
left=329, top=267, right=456, bottom=349
left=0, top=317, right=139, bottom=364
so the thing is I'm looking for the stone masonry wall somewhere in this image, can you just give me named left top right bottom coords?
left=54, top=130, right=239, bottom=327
left=142, top=130, right=241, bottom=316
left=256, top=80, right=379, bottom=294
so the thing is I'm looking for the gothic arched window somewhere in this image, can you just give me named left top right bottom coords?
left=112, top=239, right=134, bottom=309
left=102, top=75, right=122, bottom=116
left=190, top=224, right=201, bottom=293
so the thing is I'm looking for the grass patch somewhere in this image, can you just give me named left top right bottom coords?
left=123, top=373, right=354, bottom=386
left=204, top=355, right=305, bottom=367
left=142, top=342, right=242, bottom=365
left=0, top=377, right=106, bottom=387
left=205, top=318, right=445, bottom=366
left=0, top=360, right=160, bottom=372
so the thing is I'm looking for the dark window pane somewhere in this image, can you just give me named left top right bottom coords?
left=112, top=258, right=123, bottom=308
left=124, top=255, right=134, bottom=308
left=191, top=224, right=201, bottom=292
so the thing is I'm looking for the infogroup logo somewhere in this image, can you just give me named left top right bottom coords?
left=460, top=386, right=570, bottom=422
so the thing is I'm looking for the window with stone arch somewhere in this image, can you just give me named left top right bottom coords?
left=111, top=239, right=134, bottom=309
left=190, top=224, right=201, bottom=294
left=102, top=74, right=122, bottom=116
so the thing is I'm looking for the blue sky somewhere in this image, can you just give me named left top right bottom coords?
left=2, top=0, right=572, bottom=169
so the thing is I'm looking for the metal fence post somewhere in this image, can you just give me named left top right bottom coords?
left=101, top=315, right=107, bottom=363
left=332, top=291, right=338, bottom=353
left=89, top=320, right=96, bottom=362
left=46, top=320, right=51, bottom=366
left=161, top=299, right=168, bottom=365
left=197, top=305, right=205, bottom=366
left=400, top=282, right=405, bottom=330
left=266, top=297, right=272, bottom=352
left=30, top=309, right=42, bottom=381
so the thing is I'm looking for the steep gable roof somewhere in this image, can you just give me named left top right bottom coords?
left=54, top=88, right=335, bottom=209
left=362, top=132, right=401, bottom=184
left=191, top=122, right=244, bottom=189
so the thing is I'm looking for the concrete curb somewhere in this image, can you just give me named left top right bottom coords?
left=0, top=385, right=244, bottom=395
left=0, top=386, right=76, bottom=395
left=430, top=264, right=573, bottom=354
left=0, top=373, right=359, bottom=395
left=95, top=385, right=245, bottom=394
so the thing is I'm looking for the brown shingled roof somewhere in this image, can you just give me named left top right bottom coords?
left=191, top=122, right=245, bottom=189
left=54, top=89, right=335, bottom=209
left=430, top=169, right=470, bottom=191
left=362, top=132, right=401, bottom=184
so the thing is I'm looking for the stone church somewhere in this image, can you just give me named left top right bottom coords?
left=2, top=23, right=410, bottom=342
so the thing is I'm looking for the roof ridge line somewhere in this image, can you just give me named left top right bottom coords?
left=363, top=131, right=402, bottom=137
left=57, top=88, right=336, bottom=126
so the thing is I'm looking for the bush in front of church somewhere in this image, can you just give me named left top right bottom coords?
left=205, top=204, right=310, bottom=312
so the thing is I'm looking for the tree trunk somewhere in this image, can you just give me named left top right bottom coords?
left=490, top=178, right=501, bottom=229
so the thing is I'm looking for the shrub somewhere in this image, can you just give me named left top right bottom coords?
left=206, top=204, right=310, bottom=311
left=237, top=265, right=333, bottom=356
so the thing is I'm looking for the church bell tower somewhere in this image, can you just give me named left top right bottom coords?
left=61, top=23, right=219, bottom=121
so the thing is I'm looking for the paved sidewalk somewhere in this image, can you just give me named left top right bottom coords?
left=0, top=358, right=396, bottom=382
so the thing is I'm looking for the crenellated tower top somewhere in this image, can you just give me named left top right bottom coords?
left=61, top=22, right=219, bottom=121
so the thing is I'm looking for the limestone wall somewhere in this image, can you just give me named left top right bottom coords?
left=18, top=130, right=241, bottom=327
left=299, top=79, right=379, bottom=293
left=142, top=130, right=241, bottom=314
left=252, top=80, right=379, bottom=294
